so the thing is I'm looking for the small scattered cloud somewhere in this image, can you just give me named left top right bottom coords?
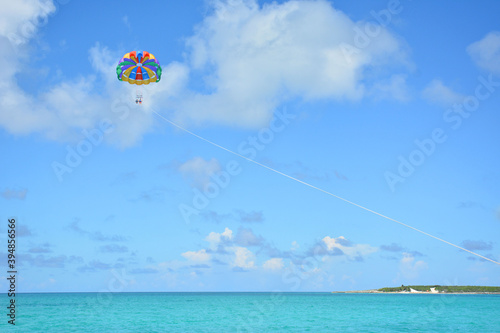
left=99, top=244, right=128, bottom=253
left=129, top=187, right=171, bottom=203
left=122, top=15, right=131, bottom=30
left=19, top=254, right=83, bottom=268
left=233, top=246, right=255, bottom=269
left=467, top=31, right=500, bottom=75
left=380, top=243, right=422, bottom=258
left=289, top=161, right=329, bottom=182
left=178, top=157, right=221, bottom=189
left=1, top=188, right=27, bottom=200
left=457, top=201, right=486, bottom=209
left=91, top=232, right=127, bottom=242
left=370, top=74, right=410, bottom=102
left=461, top=240, right=493, bottom=251
left=182, top=249, right=211, bottom=262
left=306, top=241, right=336, bottom=257
left=77, top=260, right=115, bottom=273
left=201, top=209, right=265, bottom=223
left=407, top=251, right=424, bottom=257
left=68, top=220, right=86, bottom=234
left=205, top=227, right=233, bottom=249
left=380, top=243, right=404, bottom=252
left=263, top=258, right=284, bottom=270
left=28, top=243, right=52, bottom=253
left=467, top=254, right=497, bottom=262
left=334, top=170, right=348, bottom=181
left=69, top=220, right=126, bottom=242
left=237, top=210, right=264, bottom=223
left=234, top=227, right=264, bottom=247
left=422, top=79, right=464, bottom=107
left=182, top=227, right=261, bottom=270
left=17, top=225, right=33, bottom=237
left=399, top=252, right=427, bottom=279
left=304, top=236, right=377, bottom=262
left=182, top=228, right=379, bottom=277
left=322, top=236, right=377, bottom=260
left=200, top=210, right=232, bottom=224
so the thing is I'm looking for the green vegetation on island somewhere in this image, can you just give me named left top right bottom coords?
left=378, top=285, right=500, bottom=293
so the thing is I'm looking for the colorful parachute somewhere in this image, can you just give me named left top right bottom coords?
left=116, top=51, right=162, bottom=85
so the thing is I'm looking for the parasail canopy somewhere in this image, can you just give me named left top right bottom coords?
left=116, top=51, right=162, bottom=85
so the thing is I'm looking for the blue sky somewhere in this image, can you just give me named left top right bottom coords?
left=1, top=0, right=499, bottom=292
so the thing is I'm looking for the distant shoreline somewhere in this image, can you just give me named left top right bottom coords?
left=333, top=290, right=500, bottom=294
left=334, top=285, right=500, bottom=294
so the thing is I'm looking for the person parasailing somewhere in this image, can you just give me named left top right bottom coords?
left=116, top=50, right=162, bottom=104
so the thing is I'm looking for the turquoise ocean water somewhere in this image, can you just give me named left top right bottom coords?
left=2, top=292, right=500, bottom=332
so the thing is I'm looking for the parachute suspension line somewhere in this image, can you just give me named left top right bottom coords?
left=151, top=110, right=500, bottom=266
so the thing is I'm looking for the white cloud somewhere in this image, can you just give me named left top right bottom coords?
left=322, top=236, right=348, bottom=250
left=422, top=79, right=464, bottom=107
left=0, top=0, right=189, bottom=147
left=233, top=246, right=255, bottom=269
left=234, top=227, right=263, bottom=246
left=178, top=157, right=221, bottom=189
left=1, top=188, right=28, bottom=200
left=0, top=0, right=55, bottom=39
left=184, top=228, right=258, bottom=270
left=0, top=37, right=187, bottom=147
left=263, top=258, right=284, bottom=270
left=182, top=249, right=210, bottom=262
left=467, top=31, right=500, bottom=75
left=370, top=74, right=410, bottom=102
left=176, top=0, right=409, bottom=127
left=0, top=0, right=409, bottom=146
left=122, top=15, right=130, bottom=29
left=322, top=236, right=377, bottom=259
left=399, top=252, right=427, bottom=279
left=205, top=227, right=233, bottom=249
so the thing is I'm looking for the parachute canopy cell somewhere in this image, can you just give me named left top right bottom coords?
left=116, top=51, right=162, bottom=85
